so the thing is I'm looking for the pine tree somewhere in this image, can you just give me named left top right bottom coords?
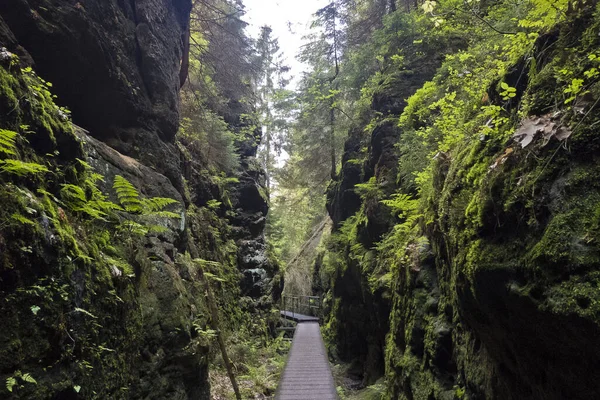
left=253, top=26, right=291, bottom=200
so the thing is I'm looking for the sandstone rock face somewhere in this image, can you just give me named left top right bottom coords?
left=230, top=135, right=280, bottom=302
left=76, top=129, right=210, bottom=400
left=0, top=2, right=223, bottom=398
left=0, top=54, right=209, bottom=398
left=324, top=46, right=445, bottom=384
left=324, top=9, right=600, bottom=400
left=0, top=1, right=276, bottom=397
left=0, top=0, right=191, bottom=189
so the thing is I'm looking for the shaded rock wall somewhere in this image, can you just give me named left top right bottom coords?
left=0, top=1, right=277, bottom=399
left=324, top=4, right=600, bottom=400
left=0, top=0, right=192, bottom=190
left=0, top=51, right=209, bottom=398
left=324, top=34, right=457, bottom=385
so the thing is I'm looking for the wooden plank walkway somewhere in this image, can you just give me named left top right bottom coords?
left=279, top=310, right=320, bottom=323
left=275, top=321, right=338, bottom=400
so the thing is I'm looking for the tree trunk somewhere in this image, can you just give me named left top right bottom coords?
left=179, top=22, right=190, bottom=88
left=329, top=100, right=336, bottom=180
left=191, top=257, right=242, bottom=400
left=198, top=262, right=242, bottom=400
left=265, top=125, right=271, bottom=201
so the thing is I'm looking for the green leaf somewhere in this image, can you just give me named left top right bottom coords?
left=0, top=160, right=49, bottom=176
left=11, top=213, right=35, bottom=226
left=73, top=385, right=81, bottom=393
left=113, top=176, right=142, bottom=213
left=74, top=307, right=98, bottom=319
left=21, top=373, right=37, bottom=384
left=141, top=197, right=179, bottom=212
left=500, top=82, right=509, bottom=90
left=0, top=129, right=18, bottom=156
left=30, top=305, right=41, bottom=315
left=6, top=377, right=17, bottom=392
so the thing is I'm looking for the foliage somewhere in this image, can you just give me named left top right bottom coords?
left=0, top=159, right=48, bottom=176
left=286, top=0, right=600, bottom=397
left=0, top=129, right=17, bottom=156
left=0, top=51, right=189, bottom=400
left=0, top=128, right=48, bottom=177
left=6, top=371, right=37, bottom=393
left=113, top=175, right=142, bottom=213
left=113, top=175, right=179, bottom=218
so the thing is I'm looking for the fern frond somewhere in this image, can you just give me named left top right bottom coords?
left=6, top=376, right=17, bottom=392
left=20, top=373, right=37, bottom=384
left=141, top=197, right=179, bottom=212
left=118, top=220, right=148, bottom=236
left=76, top=158, right=93, bottom=170
left=0, top=129, right=18, bottom=156
left=60, top=184, right=115, bottom=221
left=74, top=307, right=98, bottom=319
left=104, top=255, right=134, bottom=276
left=90, top=200, right=123, bottom=212
left=37, top=188, right=60, bottom=203
left=381, top=193, right=418, bottom=218
left=204, top=272, right=226, bottom=282
left=60, top=184, right=87, bottom=208
left=0, top=159, right=49, bottom=176
left=87, top=172, right=105, bottom=184
left=11, top=213, right=35, bottom=226
left=147, top=224, right=169, bottom=234
left=113, top=175, right=142, bottom=213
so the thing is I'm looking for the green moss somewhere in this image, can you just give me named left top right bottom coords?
left=0, top=60, right=153, bottom=399
left=324, top=2, right=600, bottom=399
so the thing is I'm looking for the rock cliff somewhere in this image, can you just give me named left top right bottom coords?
left=0, top=1, right=277, bottom=399
left=323, top=3, right=600, bottom=399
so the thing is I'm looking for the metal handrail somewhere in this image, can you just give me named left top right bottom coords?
left=281, top=294, right=322, bottom=319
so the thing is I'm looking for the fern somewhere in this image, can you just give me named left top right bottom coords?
left=0, top=159, right=49, bottom=176
left=114, top=176, right=179, bottom=217
left=142, top=197, right=178, bottom=212
left=111, top=176, right=180, bottom=239
left=147, top=224, right=169, bottom=234
left=6, top=370, right=37, bottom=392
left=60, top=184, right=87, bottom=209
left=204, top=271, right=226, bottom=282
left=60, top=184, right=112, bottom=221
left=355, top=176, right=382, bottom=200
left=11, top=213, right=35, bottom=226
left=118, top=220, right=148, bottom=236
left=113, top=175, right=142, bottom=213
left=6, top=377, right=17, bottom=392
left=380, top=193, right=419, bottom=218
left=89, top=199, right=123, bottom=213
left=76, top=158, right=93, bottom=170
left=20, top=373, right=37, bottom=384
left=73, top=307, right=98, bottom=319
left=0, top=129, right=18, bottom=156
left=36, top=188, right=60, bottom=203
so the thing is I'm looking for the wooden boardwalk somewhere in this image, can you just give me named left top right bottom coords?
left=279, top=310, right=320, bottom=323
left=275, top=321, right=338, bottom=400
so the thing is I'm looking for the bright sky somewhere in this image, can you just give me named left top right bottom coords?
left=243, top=0, right=328, bottom=88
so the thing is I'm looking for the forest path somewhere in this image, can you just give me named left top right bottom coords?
left=275, top=321, right=338, bottom=400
